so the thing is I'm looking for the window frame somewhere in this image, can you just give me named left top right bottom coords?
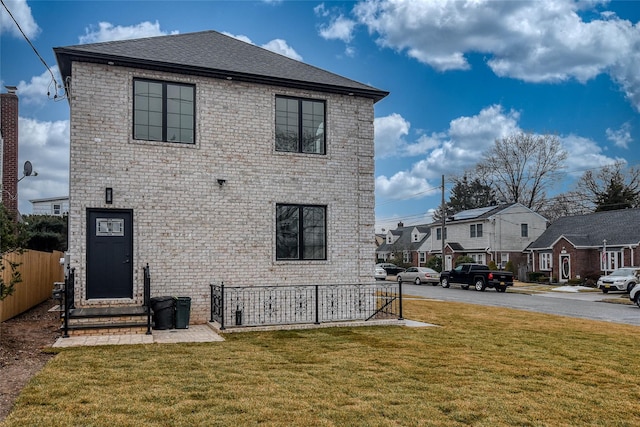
left=133, top=78, right=196, bottom=144
left=470, top=224, right=483, bottom=238
left=521, top=223, right=529, bottom=238
left=540, top=253, right=552, bottom=271
left=276, top=204, right=327, bottom=261
left=436, top=227, right=447, bottom=240
left=275, top=95, right=326, bottom=155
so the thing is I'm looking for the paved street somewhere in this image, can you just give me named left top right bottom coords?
left=400, top=282, right=640, bottom=327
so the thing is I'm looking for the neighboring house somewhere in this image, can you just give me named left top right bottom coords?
left=1, top=86, right=19, bottom=218
left=54, top=31, right=388, bottom=326
left=376, top=222, right=431, bottom=266
left=526, top=208, right=640, bottom=283
left=425, top=203, right=547, bottom=271
left=30, top=196, right=69, bottom=216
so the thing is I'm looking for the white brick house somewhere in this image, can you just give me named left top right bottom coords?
left=54, top=31, right=388, bottom=325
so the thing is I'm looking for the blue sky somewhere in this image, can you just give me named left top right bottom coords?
left=1, top=0, right=639, bottom=231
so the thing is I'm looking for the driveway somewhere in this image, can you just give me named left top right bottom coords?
left=400, top=281, right=640, bottom=327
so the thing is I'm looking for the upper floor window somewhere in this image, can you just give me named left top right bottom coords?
left=521, top=223, right=529, bottom=237
left=470, top=224, right=483, bottom=238
left=413, top=234, right=419, bottom=242
left=436, top=227, right=447, bottom=240
left=275, top=96, right=325, bottom=154
left=134, top=79, right=195, bottom=144
left=53, top=204, right=61, bottom=215
left=276, top=204, right=326, bottom=260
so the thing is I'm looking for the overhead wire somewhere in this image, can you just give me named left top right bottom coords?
left=0, top=0, right=64, bottom=100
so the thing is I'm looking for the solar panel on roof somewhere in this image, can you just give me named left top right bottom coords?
left=452, top=206, right=495, bottom=220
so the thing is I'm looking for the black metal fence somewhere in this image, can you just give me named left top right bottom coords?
left=143, top=264, right=152, bottom=335
left=210, top=282, right=403, bottom=330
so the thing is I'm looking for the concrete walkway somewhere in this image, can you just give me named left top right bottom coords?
left=52, top=324, right=224, bottom=348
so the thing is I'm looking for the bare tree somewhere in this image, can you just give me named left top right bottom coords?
left=576, top=163, right=640, bottom=211
left=538, top=191, right=592, bottom=223
left=475, top=132, right=567, bottom=212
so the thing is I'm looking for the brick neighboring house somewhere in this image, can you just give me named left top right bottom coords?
left=526, top=208, right=640, bottom=283
left=1, top=86, right=19, bottom=219
left=376, top=222, right=431, bottom=266
left=424, top=203, right=547, bottom=271
left=54, top=30, right=387, bottom=326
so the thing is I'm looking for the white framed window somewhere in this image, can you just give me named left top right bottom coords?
left=540, top=253, right=552, bottom=270
left=419, top=252, right=426, bottom=264
left=470, top=224, right=483, bottom=238
left=53, top=204, right=61, bottom=215
left=521, top=224, right=529, bottom=237
left=470, top=253, right=486, bottom=264
left=403, top=251, right=411, bottom=263
left=436, top=227, right=447, bottom=240
left=601, top=251, right=621, bottom=272
left=413, top=233, right=419, bottom=242
left=501, top=253, right=509, bottom=268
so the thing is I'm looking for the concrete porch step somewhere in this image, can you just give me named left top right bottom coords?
left=61, top=305, right=151, bottom=336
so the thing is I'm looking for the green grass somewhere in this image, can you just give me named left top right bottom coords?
left=4, top=298, right=640, bottom=426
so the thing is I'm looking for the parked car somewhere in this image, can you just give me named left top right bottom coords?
left=376, top=263, right=406, bottom=276
left=397, top=267, right=440, bottom=285
left=629, top=283, right=640, bottom=307
left=596, top=267, right=640, bottom=293
left=374, top=266, right=387, bottom=280
left=440, top=263, right=513, bottom=292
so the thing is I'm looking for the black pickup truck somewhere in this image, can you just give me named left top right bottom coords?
left=440, top=263, right=514, bottom=292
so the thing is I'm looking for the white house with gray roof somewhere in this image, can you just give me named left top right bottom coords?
left=526, top=208, right=640, bottom=283
left=54, top=30, right=388, bottom=330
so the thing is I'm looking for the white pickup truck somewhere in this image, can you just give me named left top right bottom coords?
left=596, top=267, right=640, bottom=293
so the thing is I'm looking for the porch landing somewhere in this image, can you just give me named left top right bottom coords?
left=53, top=324, right=224, bottom=347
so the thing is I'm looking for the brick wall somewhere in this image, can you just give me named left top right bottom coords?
left=68, top=62, right=377, bottom=323
left=0, top=92, right=19, bottom=218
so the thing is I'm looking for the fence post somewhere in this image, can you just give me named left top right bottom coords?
left=144, top=264, right=151, bottom=335
left=220, top=283, right=225, bottom=331
left=398, top=281, right=403, bottom=320
left=314, top=285, right=320, bottom=324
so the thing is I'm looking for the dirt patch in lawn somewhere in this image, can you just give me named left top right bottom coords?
left=0, top=299, right=60, bottom=421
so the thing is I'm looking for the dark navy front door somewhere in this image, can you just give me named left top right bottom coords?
left=86, top=209, right=133, bottom=299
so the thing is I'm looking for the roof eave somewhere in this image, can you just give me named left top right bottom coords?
left=54, top=48, right=389, bottom=102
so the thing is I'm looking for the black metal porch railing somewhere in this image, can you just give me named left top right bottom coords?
left=210, top=282, right=403, bottom=330
left=62, top=267, right=75, bottom=338
left=143, top=264, right=151, bottom=335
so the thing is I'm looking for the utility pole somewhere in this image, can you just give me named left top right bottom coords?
left=441, top=174, right=445, bottom=271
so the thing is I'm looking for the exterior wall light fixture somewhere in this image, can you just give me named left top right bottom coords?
left=105, top=187, right=113, bottom=204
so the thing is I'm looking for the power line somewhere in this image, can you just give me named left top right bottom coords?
left=0, top=0, right=63, bottom=100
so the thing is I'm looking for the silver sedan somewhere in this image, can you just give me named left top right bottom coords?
left=397, top=267, right=440, bottom=285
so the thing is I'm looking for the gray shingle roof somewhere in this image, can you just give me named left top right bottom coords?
left=528, top=208, right=640, bottom=249
left=54, top=30, right=388, bottom=102
left=376, top=225, right=431, bottom=253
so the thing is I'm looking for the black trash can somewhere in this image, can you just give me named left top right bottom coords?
left=150, top=296, right=175, bottom=330
left=174, top=297, right=191, bottom=329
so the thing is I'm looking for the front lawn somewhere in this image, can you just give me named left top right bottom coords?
left=4, top=298, right=640, bottom=426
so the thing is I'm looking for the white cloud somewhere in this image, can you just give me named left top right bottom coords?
left=375, top=105, right=519, bottom=202
left=222, top=32, right=302, bottom=61
left=17, top=117, right=70, bottom=213
left=0, top=0, right=39, bottom=39
left=16, top=66, right=64, bottom=105
left=350, top=0, right=640, bottom=111
left=261, top=39, right=303, bottom=61
left=79, top=21, right=178, bottom=44
left=605, top=122, right=632, bottom=149
left=561, top=134, right=624, bottom=176
left=374, top=113, right=409, bottom=158
left=319, top=14, right=356, bottom=43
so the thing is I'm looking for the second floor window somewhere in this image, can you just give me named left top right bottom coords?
left=521, top=223, right=529, bottom=237
left=470, top=224, right=483, bottom=238
left=275, top=96, right=325, bottom=154
left=436, top=227, right=447, bottom=240
left=134, top=79, right=195, bottom=144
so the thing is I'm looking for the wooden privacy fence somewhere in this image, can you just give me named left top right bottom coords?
left=1, top=250, right=64, bottom=322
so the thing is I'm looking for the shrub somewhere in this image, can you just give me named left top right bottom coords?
left=454, top=255, right=474, bottom=266
left=488, top=261, right=498, bottom=270
left=528, top=272, right=545, bottom=282
left=505, top=260, right=517, bottom=276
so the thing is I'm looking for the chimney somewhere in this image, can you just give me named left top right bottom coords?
left=1, top=86, right=19, bottom=219
left=397, top=221, right=404, bottom=228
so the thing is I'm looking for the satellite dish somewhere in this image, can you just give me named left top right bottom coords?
left=23, top=161, right=33, bottom=177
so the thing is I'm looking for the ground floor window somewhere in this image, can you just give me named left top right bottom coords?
left=540, top=253, right=552, bottom=270
left=403, top=251, right=411, bottom=263
left=470, top=253, right=486, bottom=264
left=276, top=204, right=326, bottom=260
left=419, top=252, right=426, bottom=264
left=601, top=251, right=621, bottom=272
left=500, top=253, right=509, bottom=268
